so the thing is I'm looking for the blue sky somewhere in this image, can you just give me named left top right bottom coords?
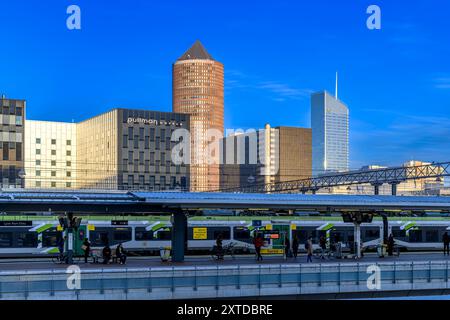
left=1, top=0, right=450, bottom=169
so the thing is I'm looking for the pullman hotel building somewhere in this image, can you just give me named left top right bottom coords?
left=24, top=108, right=190, bottom=191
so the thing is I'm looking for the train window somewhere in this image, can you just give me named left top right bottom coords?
left=90, top=231, right=110, bottom=246
left=16, top=232, right=38, bottom=247
left=392, top=228, right=406, bottom=238
left=0, top=232, right=12, bottom=247
left=425, top=230, right=439, bottom=243
left=112, top=228, right=132, bottom=243
left=293, top=230, right=308, bottom=243
left=42, top=231, right=62, bottom=247
left=208, top=227, right=230, bottom=240
left=233, top=227, right=251, bottom=242
left=364, top=229, right=380, bottom=241
left=155, top=229, right=172, bottom=240
left=408, top=230, right=422, bottom=243
left=135, top=227, right=154, bottom=241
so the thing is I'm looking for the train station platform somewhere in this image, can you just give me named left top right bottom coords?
left=2, top=252, right=450, bottom=300
left=0, top=252, right=449, bottom=271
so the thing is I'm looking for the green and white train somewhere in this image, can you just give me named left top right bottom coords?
left=0, top=218, right=449, bottom=257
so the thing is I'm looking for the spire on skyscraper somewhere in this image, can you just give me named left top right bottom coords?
left=177, top=40, right=214, bottom=61
left=335, top=71, right=339, bottom=99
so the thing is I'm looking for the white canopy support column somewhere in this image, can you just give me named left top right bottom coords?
left=354, top=222, right=362, bottom=259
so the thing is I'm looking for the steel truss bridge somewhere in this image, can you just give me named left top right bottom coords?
left=219, top=161, right=450, bottom=195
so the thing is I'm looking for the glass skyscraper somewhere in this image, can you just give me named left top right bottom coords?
left=311, top=91, right=349, bottom=176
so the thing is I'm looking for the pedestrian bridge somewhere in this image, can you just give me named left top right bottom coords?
left=2, top=260, right=450, bottom=300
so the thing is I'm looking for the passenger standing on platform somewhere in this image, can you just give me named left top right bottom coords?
left=116, top=243, right=127, bottom=264
left=387, top=234, right=395, bottom=256
left=284, top=236, right=291, bottom=258
left=216, top=234, right=223, bottom=260
left=254, top=235, right=264, bottom=261
left=292, top=235, right=299, bottom=259
left=57, top=236, right=65, bottom=261
left=82, top=238, right=91, bottom=263
left=306, top=237, right=313, bottom=263
left=443, top=232, right=450, bottom=255
left=102, top=244, right=112, bottom=264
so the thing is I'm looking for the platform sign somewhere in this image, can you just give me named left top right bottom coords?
left=291, top=224, right=297, bottom=230
left=87, top=224, right=95, bottom=231
left=193, top=227, right=207, bottom=240
left=265, top=224, right=273, bottom=231
left=0, top=221, right=32, bottom=227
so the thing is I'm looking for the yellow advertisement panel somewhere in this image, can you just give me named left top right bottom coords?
left=261, top=249, right=284, bottom=254
left=193, top=227, right=207, bottom=240
left=291, top=224, right=297, bottom=230
left=88, top=224, right=95, bottom=231
left=265, top=224, right=273, bottom=231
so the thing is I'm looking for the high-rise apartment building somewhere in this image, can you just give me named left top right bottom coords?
left=311, top=91, right=349, bottom=176
left=0, top=96, right=25, bottom=188
left=24, top=120, right=77, bottom=189
left=172, top=41, right=224, bottom=191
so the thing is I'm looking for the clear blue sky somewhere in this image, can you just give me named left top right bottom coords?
left=1, top=0, right=450, bottom=169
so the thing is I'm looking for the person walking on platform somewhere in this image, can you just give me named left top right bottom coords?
left=306, top=237, right=313, bottom=263
left=319, top=235, right=327, bottom=259
left=443, top=232, right=450, bottom=255
left=82, top=238, right=91, bottom=263
left=254, top=235, right=264, bottom=261
left=387, top=234, right=395, bottom=256
left=292, top=235, right=299, bottom=259
left=284, top=236, right=291, bottom=258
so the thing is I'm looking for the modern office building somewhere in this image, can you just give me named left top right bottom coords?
left=0, top=96, right=25, bottom=188
left=220, top=124, right=312, bottom=190
left=311, top=90, right=349, bottom=176
left=76, top=108, right=190, bottom=191
left=172, top=40, right=224, bottom=191
left=24, top=120, right=77, bottom=189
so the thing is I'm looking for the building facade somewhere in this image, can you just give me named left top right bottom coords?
left=0, top=97, right=25, bottom=188
left=220, top=124, right=312, bottom=190
left=311, top=91, right=349, bottom=176
left=172, top=40, right=224, bottom=191
left=77, top=108, right=190, bottom=191
left=24, top=120, right=77, bottom=189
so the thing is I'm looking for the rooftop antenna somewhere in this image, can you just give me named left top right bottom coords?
left=335, top=71, right=338, bottom=99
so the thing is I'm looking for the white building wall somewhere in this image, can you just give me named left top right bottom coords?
left=24, top=120, right=77, bottom=189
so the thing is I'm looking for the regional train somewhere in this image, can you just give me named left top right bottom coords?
left=0, top=218, right=449, bottom=257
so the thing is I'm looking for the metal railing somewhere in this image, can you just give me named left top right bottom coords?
left=1, top=261, right=450, bottom=299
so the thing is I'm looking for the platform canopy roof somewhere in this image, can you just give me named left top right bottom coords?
left=1, top=190, right=450, bottom=214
